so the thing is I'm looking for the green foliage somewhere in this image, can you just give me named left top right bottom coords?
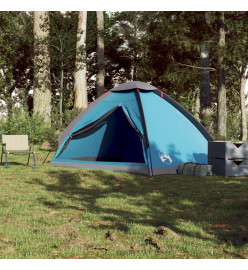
left=0, top=12, right=33, bottom=111
left=49, top=11, right=78, bottom=110
left=0, top=107, right=48, bottom=143
left=1, top=11, right=248, bottom=142
left=174, top=89, right=198, bottom=115
left=226, top=105, right=242, bottom=141
left=0, top=106, right=82, bottom=146
left=136, top=12, right=205, bottom=93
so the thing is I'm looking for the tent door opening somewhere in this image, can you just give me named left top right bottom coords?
left=60, top=106, right=145, bottom=163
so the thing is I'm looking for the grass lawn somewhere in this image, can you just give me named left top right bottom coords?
left=0, top=146, right=248, bottom=259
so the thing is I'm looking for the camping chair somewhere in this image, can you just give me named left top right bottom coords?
left=1, top=133, right=36, bottom=168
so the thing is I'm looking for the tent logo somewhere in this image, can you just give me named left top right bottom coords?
left=158, top=152, right=173, bottom=164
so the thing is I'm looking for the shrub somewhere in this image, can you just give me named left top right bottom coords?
left=0, top=107, right=48, bottom=143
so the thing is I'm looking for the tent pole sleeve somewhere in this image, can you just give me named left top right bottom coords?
left=135, top=89, right=153, bottom=176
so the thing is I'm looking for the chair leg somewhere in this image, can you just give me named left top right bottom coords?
left=32, top=144, right=36, bottom=169
left=27, top=146, right=31, bottom=165
left=5, top=151, right=9, bottom=168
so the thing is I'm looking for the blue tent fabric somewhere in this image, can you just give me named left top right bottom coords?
left=51, top=81, right=214, bottom=175
left=140, top=91, right=208, bottom=175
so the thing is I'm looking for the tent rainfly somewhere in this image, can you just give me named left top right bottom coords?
left=50, top=81, right=214, bottom=176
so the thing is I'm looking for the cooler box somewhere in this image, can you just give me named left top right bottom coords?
left=208, top=141, right=248, bottom=176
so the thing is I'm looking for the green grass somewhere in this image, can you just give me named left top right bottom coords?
left=0, top=146, right=248, bottom=258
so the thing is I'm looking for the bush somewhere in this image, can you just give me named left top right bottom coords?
left=0, top=107, right=48, bottom=143
left=226, top=106, right=241, bottom=141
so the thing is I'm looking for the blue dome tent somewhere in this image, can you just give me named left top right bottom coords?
left=50, top=81, right=214, bottom=176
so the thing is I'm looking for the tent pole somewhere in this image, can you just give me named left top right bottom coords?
left=136, top=89, right=153, bottom=176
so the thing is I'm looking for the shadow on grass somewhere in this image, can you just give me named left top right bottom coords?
left=1, top=161, right=30, bottom=167
left=30, top=169, right=248, bottom=246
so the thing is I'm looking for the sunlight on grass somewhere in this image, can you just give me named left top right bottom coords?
left=0, top=147, right=248, bottom=258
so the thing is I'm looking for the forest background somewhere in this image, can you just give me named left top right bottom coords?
left=1, top=6, right=248, bottom=146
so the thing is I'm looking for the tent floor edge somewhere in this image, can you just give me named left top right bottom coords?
left=152, top=166, right=178, bottom=175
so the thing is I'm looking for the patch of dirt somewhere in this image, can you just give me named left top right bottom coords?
left=36, top=157, right=52, bottom=162
left=106, top=231, right=118, bottom=241
left=224, top=234, right=248, bottom=246
left=90, top=220, right=128, bottom=232
left=223, top=248, right=247, bottom=259
left=82, top=172, right=95, bottom=180
left=145, top=236, right=165, bottom=253
left=1, top=217, right=24, bottom=228
left=154, top=226, right=181, bottom=240
left=39, top=141, right=51, bottom=150
left=29, top=226, right=42, bottom=232
left=1, top=247, right=15, bottom=255
left=66, top=218, right=81, bottom=223
left=174, top=251, right=197, bottom=259
left=57, top=235, right=91, bottom=249
left=0, top=234, right=11, bottom=243
left=113, top=178, right=127, bottom=187
left=213, top=223, right=231, bottom=232
left=49, top=219, right=81, bottom=239
left=130, top=243, right=140, bottom=251
left=47, top=210, right=58, bottom=217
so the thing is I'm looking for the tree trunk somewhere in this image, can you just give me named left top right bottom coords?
left=200, top=12, right=212, bottom=121
left=74, top=11, right=88, bottom=110
left=60, top=63, right=64, bottom=125
left=194, top=90, right=200, bottom=121
left=132, top=16, right=138, bottom=81
left=33, top=11, right=51, bottom=123
left=217, top=12, right=227, bottom=138
left=96, top=11, right=105, bottom=97
left=240, top=68, right=247, bottom=141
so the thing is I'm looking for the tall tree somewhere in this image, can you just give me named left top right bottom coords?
left=0, top=12, right=33, bottom=114
left=74, top=11, right=88, bottom=110
left=217, top=12, right=226, bottom=138
left=33, top=11, right=51, bottom=122
left=225, top=11, right=248, bottom=141
left=96, top=11, right=105, bottom=97
left=240, top=66, right=248, bottom=141
left=50, top=11, right=78, bottom=122
left=200, top=12, right=212, bottom=122
left=111, top=11, right=146, bottom=83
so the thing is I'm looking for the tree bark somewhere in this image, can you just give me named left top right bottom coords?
left=33, top=11, right=52, bottom=123
left=217, top=12, right=227, bottom=138
left=74, top=11, right=88, bottom=110
left=194, top=90, right=200, bottom=121
left=60, top=63, right=64, bottom=125
left=96, top=11, right=105, bottom=97
left=200, top=12, right=211, bottom=119
left=240, top=68, right=247, bottom=141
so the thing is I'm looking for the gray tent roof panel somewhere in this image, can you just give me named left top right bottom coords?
left=110, top=81, right=157, bottom=92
